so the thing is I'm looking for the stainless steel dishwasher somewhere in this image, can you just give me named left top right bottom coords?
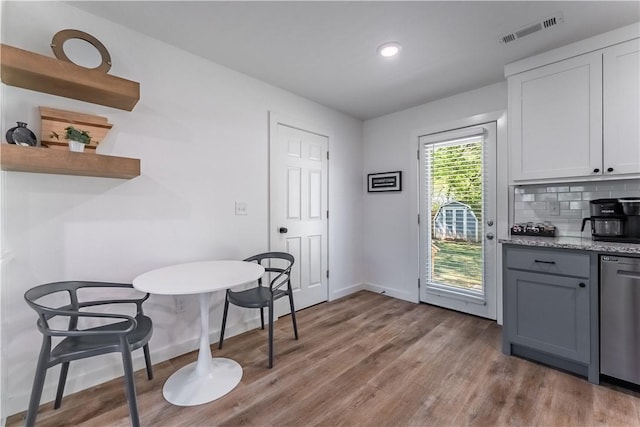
left=600, top=255, right=640, bottom=385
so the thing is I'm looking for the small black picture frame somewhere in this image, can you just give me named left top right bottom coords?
left=368, top=171, right=402, bottom=192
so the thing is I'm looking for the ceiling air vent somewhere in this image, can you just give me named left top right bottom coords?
left=499, top=12, right=564, bottom=44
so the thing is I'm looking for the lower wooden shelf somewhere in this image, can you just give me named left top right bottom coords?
left=0, top=144, right=140, bottom=179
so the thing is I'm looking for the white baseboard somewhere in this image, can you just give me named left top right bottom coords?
left=329, top=282, right=365, bottom=301
left=363, top=282, right=419, bottom=303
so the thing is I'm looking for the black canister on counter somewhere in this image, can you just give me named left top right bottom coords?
left=620, top=198, right=640, bottom=238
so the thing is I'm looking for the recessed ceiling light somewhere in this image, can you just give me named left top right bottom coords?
left=377, top=42, right=402, bottom=58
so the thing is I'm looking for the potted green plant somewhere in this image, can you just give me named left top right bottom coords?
left=64, top=126, right=91, bottom=152
left=50, top=126, right=92, bottom=152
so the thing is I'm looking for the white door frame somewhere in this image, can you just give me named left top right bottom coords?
left=409, top=111, right=508, bottom=323
left=268, top=111, right=331, bottom=309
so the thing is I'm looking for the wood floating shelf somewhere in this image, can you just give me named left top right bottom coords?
left=0, top=144, right=140, bottom=179
left=0, top=44, right=140, bottom=111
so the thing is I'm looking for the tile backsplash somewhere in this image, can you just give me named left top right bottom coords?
left=513, top=179, right=640, bottom=237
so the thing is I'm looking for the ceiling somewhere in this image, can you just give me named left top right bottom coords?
left=68, top=1, right=640, bottom=120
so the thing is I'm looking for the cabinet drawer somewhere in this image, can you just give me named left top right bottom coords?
left=506, top=247, right=590, bottom=278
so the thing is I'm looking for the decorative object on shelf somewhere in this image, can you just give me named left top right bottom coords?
left=40, top=107, right=112, bottom=151
left=367, top=171, right=402, bottom=192
left=50, top=29, right=112, bottom=73
left=510, top=222, right=556, bottom=237
left=54, top=126, right=91, bottom=153
left=5, top=121, right=37, bottom=146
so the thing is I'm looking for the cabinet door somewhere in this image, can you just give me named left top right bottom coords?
left=505, top=270, right=590, bottom=363
left=603, top=39, right=640, bottom=176
left=509, top=52, right=602, bottom=182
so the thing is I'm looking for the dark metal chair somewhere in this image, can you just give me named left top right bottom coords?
left=23, top=281, right=153, bottom=427
left=219, top=252, right=298, bottom=368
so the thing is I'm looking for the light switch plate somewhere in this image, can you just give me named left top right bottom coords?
left=235, top=202, right=248, bottom=216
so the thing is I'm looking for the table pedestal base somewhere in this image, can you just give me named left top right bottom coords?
left=162, top=357, right=242, bottom=406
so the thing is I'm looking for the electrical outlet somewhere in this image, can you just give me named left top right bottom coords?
left=548, top=201, right=560, bottom=216
left=235, top=202, right=248, bottom=216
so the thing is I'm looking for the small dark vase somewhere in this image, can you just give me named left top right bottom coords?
left=6, top=122, right=37, bottom=146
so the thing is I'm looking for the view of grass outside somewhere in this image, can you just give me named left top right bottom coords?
left=431, top=240, right=482, bottom=291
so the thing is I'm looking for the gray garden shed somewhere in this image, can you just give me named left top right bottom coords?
left=433, top=201, right=480, bottom=242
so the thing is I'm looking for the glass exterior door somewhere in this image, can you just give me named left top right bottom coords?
left=419, top=123, right=497, bottom=319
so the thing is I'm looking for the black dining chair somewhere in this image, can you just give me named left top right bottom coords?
left=23, top=281, right=154, bottom=427
left=219, top=252, right=298, bottom=368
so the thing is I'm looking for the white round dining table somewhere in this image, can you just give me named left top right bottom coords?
left=133, top=260, right=265, bottom=406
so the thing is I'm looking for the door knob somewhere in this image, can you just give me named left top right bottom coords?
left=486, top=232, right=494, bottom=240
left=593, top=168, right=600, bottom=173
left=279, top=227, right=288, bottom=234
left=487, top=220, right=494, bottom=227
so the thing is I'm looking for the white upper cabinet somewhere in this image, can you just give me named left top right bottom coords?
left=509, top=52, right=603, bottom=182
left=603, top=38, right=640, bottom=176
left=507, top=24, right=640, bottom=184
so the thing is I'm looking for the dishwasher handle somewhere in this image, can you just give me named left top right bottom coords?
left=617, top=270, right=640, bottom=280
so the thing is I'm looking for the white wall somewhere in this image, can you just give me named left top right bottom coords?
left=0, top=1, right=363, bottom=416
left=362, top=82, right=507, bottom=303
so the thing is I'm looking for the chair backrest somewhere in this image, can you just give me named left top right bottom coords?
left=243, top=252, right=294, bottom=289
left=24, top=281, right=144, bottom=333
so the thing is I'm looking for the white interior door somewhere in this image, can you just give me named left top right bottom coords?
left=418, top=122, right=497, bottom=320
left=270, top=121, right=328, bottom=311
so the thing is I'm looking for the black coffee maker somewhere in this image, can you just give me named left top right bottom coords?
left=582, top=198, right=640, bottom=243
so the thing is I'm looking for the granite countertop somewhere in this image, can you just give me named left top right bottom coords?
left=499, top=235, right=640, bottom=255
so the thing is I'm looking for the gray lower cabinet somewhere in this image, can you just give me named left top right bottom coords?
left=503, top=245, right=598, bottom=383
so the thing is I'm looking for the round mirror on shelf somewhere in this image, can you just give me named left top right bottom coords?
left=50, top=29, right=112, bottom=73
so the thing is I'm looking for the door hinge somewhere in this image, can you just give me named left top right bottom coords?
left=417, top=214, right=420, bottom=224
left=418, top=278, right=421, bottom=289
left=326, top=210, right=329, bottom=219
left=327, top=151, right=329, bottom=160
left=417, top=149, right=420, bottom=160
left=326, top=270, right=329, bottom=279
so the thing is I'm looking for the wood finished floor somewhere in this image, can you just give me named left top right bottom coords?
left=8, top=290, right=640, bottom=427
